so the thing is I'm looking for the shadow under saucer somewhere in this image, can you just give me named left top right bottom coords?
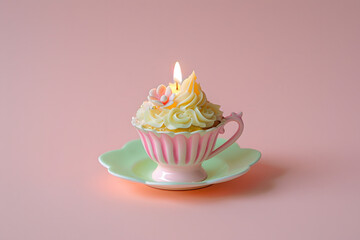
left=128, top=160, right=286, bottom=202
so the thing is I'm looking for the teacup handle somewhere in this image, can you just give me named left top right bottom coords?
left=208, top=112, right=244, bottom=159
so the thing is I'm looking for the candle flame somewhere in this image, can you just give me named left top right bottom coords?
left=173, top=61, right=182, bottom=84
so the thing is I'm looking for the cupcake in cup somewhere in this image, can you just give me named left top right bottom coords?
left=132, top=63, right=244, bottom=182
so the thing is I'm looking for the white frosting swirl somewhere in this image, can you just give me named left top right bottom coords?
left=134, top=72, right=223, bottom=130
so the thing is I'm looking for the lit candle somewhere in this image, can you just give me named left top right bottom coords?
left=173, top=61, right=182, bottom=90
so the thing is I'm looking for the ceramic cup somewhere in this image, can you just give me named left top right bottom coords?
left=132, top=112, right=244, bottom=182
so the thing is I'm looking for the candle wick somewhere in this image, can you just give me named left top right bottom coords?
left=176, top=82, right=178, bottom=90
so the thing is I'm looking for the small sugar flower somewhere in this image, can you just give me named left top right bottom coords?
left=148, top=84, right=175, bottom=108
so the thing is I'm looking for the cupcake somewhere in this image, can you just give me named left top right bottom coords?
left=132, top=65, right=244, bottom=183
left=133, top=71, right=223, bottom=133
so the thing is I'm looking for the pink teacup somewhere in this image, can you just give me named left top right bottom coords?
left=132, top=112, right=244, bottom=182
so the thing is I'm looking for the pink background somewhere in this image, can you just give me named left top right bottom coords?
left=1, top=0, right=360, bottom=239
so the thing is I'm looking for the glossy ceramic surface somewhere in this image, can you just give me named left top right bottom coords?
left=99, top=138, right=261, bottom=190
left=133, top=112, right=244, bottom=182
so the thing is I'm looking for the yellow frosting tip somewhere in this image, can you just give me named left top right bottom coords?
left=190, top=71, right=196, bottom=80
left=181, top=71, right=200, bottom=95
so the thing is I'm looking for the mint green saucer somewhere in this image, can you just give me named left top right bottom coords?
left=99, top=138, right=261, bottom=190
